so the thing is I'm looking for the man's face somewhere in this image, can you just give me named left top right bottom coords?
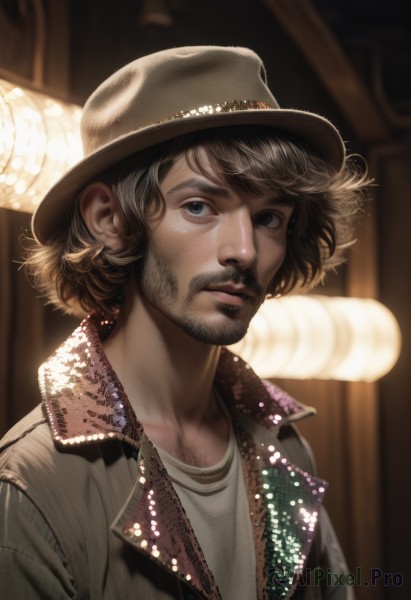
left=138, top=152, right=293, bottom=346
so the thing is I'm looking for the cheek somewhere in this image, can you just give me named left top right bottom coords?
left=258, top=241, right=288, bottom=285
left=152, top=224, right=213, bottom=267
left=258, top=248, right=286, bottom=293
left=148, top=233, right=200, bottom=286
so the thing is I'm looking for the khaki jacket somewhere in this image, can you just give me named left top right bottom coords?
left=0, top=317, right=352, bottom=600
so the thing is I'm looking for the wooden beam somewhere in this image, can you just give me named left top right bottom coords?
left=263, top=0, right=392, bottom=144
left=44, top=0, right=71, bottom=96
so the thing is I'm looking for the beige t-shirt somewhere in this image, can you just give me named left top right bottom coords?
left=156, top=417, right=257, bottom=600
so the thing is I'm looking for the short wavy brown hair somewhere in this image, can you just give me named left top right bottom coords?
left=24, top=126, right=368, bottom=319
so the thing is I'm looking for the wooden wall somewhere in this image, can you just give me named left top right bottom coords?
left=1, top=2, right=410, bottom=598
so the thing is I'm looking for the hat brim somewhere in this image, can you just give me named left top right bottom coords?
left=32, top=108, right=345, bottom=244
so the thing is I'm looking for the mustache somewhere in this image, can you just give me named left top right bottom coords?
left=187, top=267, right=264, bottom=298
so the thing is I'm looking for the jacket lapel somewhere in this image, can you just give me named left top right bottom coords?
left=215, top=351, right=327, bottom=599
left=233, top=419, right=326, bottom=600
left=112, top=434, right=222, bottom=600
left=40, top=318, right=327, bottom=600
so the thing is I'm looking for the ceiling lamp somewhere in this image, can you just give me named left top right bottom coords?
left=0, top=78, right=82, bottom=213
left=229, top=295, right=401, bottom=381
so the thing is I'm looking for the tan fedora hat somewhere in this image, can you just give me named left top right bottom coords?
left=32, top=45, right=345, bottom=244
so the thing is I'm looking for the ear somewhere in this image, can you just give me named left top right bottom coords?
left=79, top=183, right=126, bottom=250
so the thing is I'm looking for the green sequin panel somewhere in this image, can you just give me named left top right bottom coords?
left=261, top=452, right=326, bottom=599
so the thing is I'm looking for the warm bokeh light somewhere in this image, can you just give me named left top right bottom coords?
left=0, top=79, right=82, bottom=213
left=0, top=81, right=401, bottom=382
left=229, top=296, right=401, bottom=381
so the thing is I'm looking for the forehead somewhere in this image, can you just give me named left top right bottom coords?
left=159, top=154, right=295, bottom=217
left=160, top=152, right=259, bottom=203
left=160, top=152, right=217, bottom=192
left=161, top=144, right=279, bottom=199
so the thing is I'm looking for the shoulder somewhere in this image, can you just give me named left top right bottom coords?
left=0, top=404, right=122, bottom=500
left=0, top=404, right=137, bottom=505
left=0, top=404, right=47, bottom=452
left=0, top=405, right=53, bottom=488
left=0, top=406, right=136, bottom=570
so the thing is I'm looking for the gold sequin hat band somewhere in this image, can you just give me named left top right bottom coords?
left=32, top=45, right=346, bottom=244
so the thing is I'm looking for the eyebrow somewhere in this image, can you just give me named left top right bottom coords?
left=166, top=178, right=231, bottom=198
left=166, top=177, right=295, bottom=208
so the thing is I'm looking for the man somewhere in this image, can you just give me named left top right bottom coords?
left=0, top=46, right=366, bottom=599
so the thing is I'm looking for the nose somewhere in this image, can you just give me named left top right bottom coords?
left=217, top=210, right=257, bottom=269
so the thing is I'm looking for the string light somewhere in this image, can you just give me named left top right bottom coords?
left=0, top=78, right=82, bottom=213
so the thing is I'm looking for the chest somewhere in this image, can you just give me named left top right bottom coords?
left=141, top=417, right=229, bottom=467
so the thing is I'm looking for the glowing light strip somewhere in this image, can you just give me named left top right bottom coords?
left=229, top=296, right=401, bottom=381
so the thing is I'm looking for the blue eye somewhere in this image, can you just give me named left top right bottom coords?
left=185, top=201, right=212, bottom=216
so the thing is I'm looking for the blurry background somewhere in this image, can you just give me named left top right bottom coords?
left=0, top=1, right=410, bottom=598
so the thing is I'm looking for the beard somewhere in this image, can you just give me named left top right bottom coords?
left=137, top=251, right=263, bottom=346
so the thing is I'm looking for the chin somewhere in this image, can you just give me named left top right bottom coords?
left=179, top=316, right=249, bottom=346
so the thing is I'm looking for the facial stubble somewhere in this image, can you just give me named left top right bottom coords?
left=138, top=252, right=260, bottom=346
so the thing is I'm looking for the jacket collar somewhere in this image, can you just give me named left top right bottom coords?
left=40, top=316, right=326, bottom=600
left=40, top=316, right=314, bottom=448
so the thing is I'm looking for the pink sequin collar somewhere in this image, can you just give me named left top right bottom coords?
left=40, top=316, right=314, bottom=448
left=39, top=316, right=326, bottom=600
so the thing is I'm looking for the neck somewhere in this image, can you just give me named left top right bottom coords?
left=103, top=289, right=221, bottom=429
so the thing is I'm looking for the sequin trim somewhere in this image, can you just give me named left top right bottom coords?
left=164, top=100, right=273, bottom=123
left=215, top=351, right=315, bottom=432
left=40, top=317, right=313, bottom=448
left=39, top=316, right=143, bottom=448
left=39, top=317, right=326, bottom=598
left=117, top=436, right=222, bottom=600
left=234, top=421, right=327, bottom=600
